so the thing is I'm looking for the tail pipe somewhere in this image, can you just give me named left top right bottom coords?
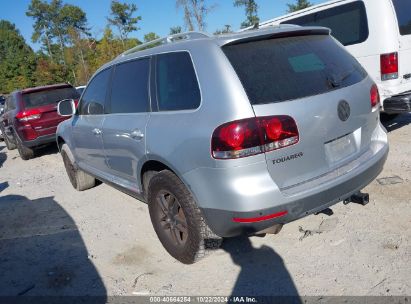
left=344, top=192, right=369, bottom=206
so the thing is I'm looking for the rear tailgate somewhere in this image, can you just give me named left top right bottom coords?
left=223, top=33, right=378, bottom=189
left=253, top=80, right=376, bottom=189
left=27, top=103, right=67, bottom=137
left=22, top=86, right=79, bottom=137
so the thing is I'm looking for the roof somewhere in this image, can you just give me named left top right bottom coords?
left=97, top=25, right=330, bottom=74
left=213, top=25, right=330, bottom=46
left=258, top=0, right=349, bottom=28
left=20, top=83, right=73, bottom=94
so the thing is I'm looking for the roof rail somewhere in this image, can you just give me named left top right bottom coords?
left=119, top=31, right=210, bottom=57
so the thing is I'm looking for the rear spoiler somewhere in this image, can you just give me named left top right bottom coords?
left=223, top=27, right=331, bottom=47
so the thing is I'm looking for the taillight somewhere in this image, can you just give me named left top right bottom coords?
left=74, top=99, right=79, bottom=108
left=370, top=84, right=380, bottom=110
left=15, top=109, right=41, bottom=122
left=212, top=118, right=262, bottom=159
left=259, top=116, right=299, bottom=152
left=211, top=115, right=299, bottom=159
left=380, top=52, right=398, bottom=81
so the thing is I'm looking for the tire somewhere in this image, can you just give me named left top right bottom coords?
left=147, top=170, right=222, bottom=264
left=2, top=128, right=16, bottom=150
left=16, top=137, right=35, bottom=160
left=61, top=144, right=95, bottom=191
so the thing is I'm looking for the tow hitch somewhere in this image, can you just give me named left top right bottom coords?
left=344, top=192, right=369, bottom=206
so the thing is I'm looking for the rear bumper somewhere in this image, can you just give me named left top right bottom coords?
left=184, top=122, right=389, bottom=238
left=201, top=145, right=388, bottom=237
left=22, top=134, right=56, bottom=148
left=383, top=91, right=411, bottom=113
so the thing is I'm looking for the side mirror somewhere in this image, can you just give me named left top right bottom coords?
left=57, top=99, right=76, bottom=116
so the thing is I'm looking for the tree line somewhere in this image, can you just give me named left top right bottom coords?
left=0, top=0, right=312, bottom=94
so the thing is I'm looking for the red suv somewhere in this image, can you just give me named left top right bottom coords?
left=0, top=84, right=79, bottom=160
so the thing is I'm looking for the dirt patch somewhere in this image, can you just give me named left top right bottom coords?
left=113, top=245, right=150, bottom=265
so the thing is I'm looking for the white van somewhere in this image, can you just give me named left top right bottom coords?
left=259, top=0, right=411, bottom=114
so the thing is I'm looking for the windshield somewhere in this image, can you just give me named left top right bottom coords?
left=223, top=35, right=367, bottom=105
left=23, top=87, right=80, bottom=109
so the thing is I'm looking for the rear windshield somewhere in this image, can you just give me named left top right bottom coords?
left=23, top=87, right=80, bottom=109
left=223, top=35, right=367, bottom=105
left=392, top=0, right=411, bottom=36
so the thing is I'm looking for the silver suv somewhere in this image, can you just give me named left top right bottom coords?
left=57, top=26, right=389, bottom=264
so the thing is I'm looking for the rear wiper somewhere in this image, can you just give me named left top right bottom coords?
left=326, top=68, right=355, bottom=88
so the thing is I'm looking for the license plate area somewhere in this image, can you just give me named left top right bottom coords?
left=324, top=133, right=357, bottom=164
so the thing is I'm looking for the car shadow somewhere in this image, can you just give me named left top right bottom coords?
left=222, top=236, right=301, bottom=300
left=0, top=182, right=9, bottom=193
left=381, top=113, right=411, bottom=133
left=0, top=146, right=6, bottom=168
left=0, top=194, right=107, bottom=299
left=35, top=143, right=60, bottom=158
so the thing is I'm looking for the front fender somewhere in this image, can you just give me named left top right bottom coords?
left=56, top=118, right=74, bottom=153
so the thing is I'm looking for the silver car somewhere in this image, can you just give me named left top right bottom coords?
left=56, top=26, right=389, bottom=264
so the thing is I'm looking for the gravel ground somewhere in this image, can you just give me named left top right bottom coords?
left=0, top=114, right=410, bottom=297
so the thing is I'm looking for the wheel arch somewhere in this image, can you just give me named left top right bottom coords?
left=57, top=136, right=65, bottom=151
left=139, top=156, right=190, bottom=197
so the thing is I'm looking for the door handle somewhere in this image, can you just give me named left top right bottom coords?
left=130, top=129, right=144, bottom=140
left=92, top=128, right=102, bottom=136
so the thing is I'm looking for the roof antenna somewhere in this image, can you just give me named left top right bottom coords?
left=253, top=22, right=259, bottom=30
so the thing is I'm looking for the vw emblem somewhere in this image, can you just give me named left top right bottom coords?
left=338, top=100, right=351, bottom=122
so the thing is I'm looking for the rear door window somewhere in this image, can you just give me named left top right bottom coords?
left=155, top=52, right=201, bottom=111
left=110, top=58, right=150, bottom=114
left=223, top=35, right=367, bottom=105
left=392, top=0, right=411, bottom=36
left=280, top=1, right=369, bottom=46
left=80, top=68, right=111, bottom=115
left=22, top=87, right=79, bottom=109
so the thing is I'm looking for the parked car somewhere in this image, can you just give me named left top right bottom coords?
left=76, top=85, right=86, bottom=96
left=57, top=27, right=389, bottom=264
left=0, top=95, right=5, bottom=113
left=0, top=84, right=79, bottom=159
left=259, top=0, right=411, bottom=115
left=0, top=95, right=5, bottom=141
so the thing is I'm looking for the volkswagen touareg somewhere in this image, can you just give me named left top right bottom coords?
left=56, top=26, right=389, bottom=264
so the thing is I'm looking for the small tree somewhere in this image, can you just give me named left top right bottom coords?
left=234, top=0, right=259, bottom=29
left=0, top=20, right=36, bottom=92
left=176, top=0, right=215, bottom=31
left=26, top=0, right=89, bottom=67
left=286, top=0, right=313, bottom=13
left=169, top=26, right=182, bottom=35
left=92, top=27, right=124, bottom=70
left=108, top=0, right=142, bottom=49
left=26, top=0, right=54, bottom=59
left=214, top=25, right=233, bottom=35
left=144, top=32, right=160, bottom=43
